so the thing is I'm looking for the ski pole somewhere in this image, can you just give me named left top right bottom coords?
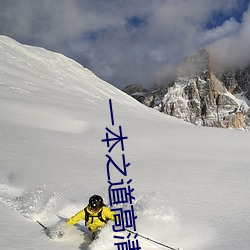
left=125, top=229, right=181, bottom=250
left=37, top=220, right=48, bottom=230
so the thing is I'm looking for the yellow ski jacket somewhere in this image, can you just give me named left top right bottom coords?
left=67, top=206, right=114, bottom=233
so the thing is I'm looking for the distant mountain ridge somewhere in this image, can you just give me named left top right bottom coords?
left=123, top=49, right=250, bottom=130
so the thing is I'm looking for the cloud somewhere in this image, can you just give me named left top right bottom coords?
left=0, top=0, right=249, bottom=89
left=209, top=4, right=250, bottom=69
left=200, top=18, right=240, bottom=45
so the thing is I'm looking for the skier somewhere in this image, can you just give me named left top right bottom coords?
left=66, top=194, right=115, bottom=239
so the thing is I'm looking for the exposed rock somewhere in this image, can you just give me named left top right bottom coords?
left=123, top=83, right=146, bottom=95
left=123, top=49, right=250, bottom=130
left=122, top=84, right=147, bottom=103
left=217, top=66, right=250, bottom=99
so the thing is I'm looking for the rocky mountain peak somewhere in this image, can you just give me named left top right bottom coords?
left=177, top=48, right=210, bottom=78
left=123, top=49, right=250, bottom=130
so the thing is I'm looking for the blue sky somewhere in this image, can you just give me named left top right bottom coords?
left=0, top=0, right=249, bottom=89
left=205, top=0, right=249, bottom=28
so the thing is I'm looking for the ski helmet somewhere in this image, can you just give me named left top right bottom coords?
left=89, top=195, right=104, bottom=210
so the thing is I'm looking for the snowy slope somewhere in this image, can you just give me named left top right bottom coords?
left=0, top=36, right=250, bottom=250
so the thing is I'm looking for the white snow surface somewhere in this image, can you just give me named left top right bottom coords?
left=0, top=35, right=250, bottom=250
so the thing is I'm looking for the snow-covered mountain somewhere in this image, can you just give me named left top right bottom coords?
left=124, top=49, right=250, bottom=130
left=1, top=36, right=250, bottom=250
